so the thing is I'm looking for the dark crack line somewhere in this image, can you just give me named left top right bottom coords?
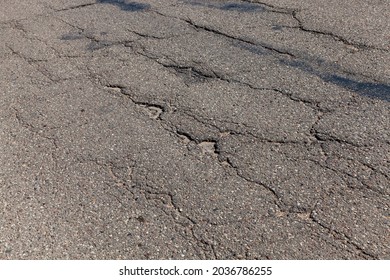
left=100, top=84, right=217, bottom=154
left=135, top=48, right=321, bottom=117
left=68, top=10, right=387, bottom=259
left=6, top=45, right=56, bottom=84
left=154, top=7, right=388, bottom=96
left=102, top=84, right=166, bottom=117
left=139, top=43, right=331, bottom=117
left=312, top=130, right=370, bottom=148
left=291, top=11, right=388, bottom=52
left=77, top=160, right=202, bottom=244
left=98, top=82, right=299, bottom=260
left=302, top=153, right=388, bottom=197
left=149, top=9, right=295, bottom=58
left=157, top=62, right=217, bottom=80
left=275, top=199, right=381, bottom=259
left=11, top=107, right=59, bottom=169
left=12, top=107, right=58, bottom=148
left=356, top=160, right=390, bottom=181
left=309, top=211, right=378, bottom=259
left=179, top=108, right=310, bottom=145
left=272, top=88, right=328, bottom=112
left=8, top=21, right=62, bottom=58
left=131, top=183, right=217, bottom=259
left=129, top=29, right=189, bottom=41
left=130, top=30, right=166, bottom=40
left=219, top=156, right=286, bottom=211
left=52, top=2, right=96, bottom=12
left=183, top=18, right=295, bottom=58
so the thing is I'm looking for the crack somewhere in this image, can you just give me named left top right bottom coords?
left=355, top=159, right=390, bottom=181
left=6, top=45, right=56, bottom=83
left=102, top=84, right=166, bottom=119
left=98, top=81, right=247, bottom=154
left=130, top=181, right=217, bottom=258
left=309, top=210, right=378, bottom=259
left=96, top=82, right=304, bottom=259
left=218, top=155, right=286, bottom=212
left=152, top=6, right=387, bottom=101
left=273, top=201, right=379, bottom=259
left=178, top=108, right=310, bottom=145
left=340, top=68, right=388, bottom=85
left=272, top=88, right=329, bottom=112
left=54, top=16, right=85, bottom=33
left=291, top=11, right=387, bottom=52
left=84, top=159, right=197, bottom=232
left=177, top=109, right=239, bottom=136
left=183, top=18, right=295, bottom=58
left=157, top=62, right=218, bottom=81
left=269, top=113, right=389, bottom=197
left=12, top=107, right=59, bottom=149
left=74, top=158, right=137, bottom=209
left=52, top=2, right=96, bottom=12
left=189, top=227, right=218, bottom=259
left=11, top=107, right=59, bottom=169
left=98, top=73, right=386, bottom=216
left=101, top=83, right=228, bottom=162
left=8, top=20, right=62, bottom=58
left=174, top=129, right=219, bottom=157
left=311, top=130, right=367, bottom=148
left=240, top=0, right=295, bottom=14
left=149, top=9, right=295, bottom=58
left=185, top=0, right=293, bottom=15
left=136, top=48, right=324, bottom=116
left=55, top=16, right=139, bottom=53
left=100, top=84, right=223, bottom=160
left=132, top=48, right=224, bottom=81
left=241, top=2, right=388, bottom=52
left=175, top=130, right=197, bottom=143
left=309, top=111, right=325, bottom=141
left=129, top=29, right=187, bottom=41
left=300, top=150, right=388, bottom=197
left=330, top=164, right=386, bottom=196
left=130, top=30, right=166, bottom=40
left=135, top=44, right=328, bottom=116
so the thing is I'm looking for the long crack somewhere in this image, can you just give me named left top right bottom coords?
left=291, top=11, right=388, bottom=52
left=183, top=18, right=295, bottom=58
left=51, top=2, right=97, bottom=12
left=309, top=210, right=378, bottom=259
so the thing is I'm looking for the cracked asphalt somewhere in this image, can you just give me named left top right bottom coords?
left=0, top=0, right=389, bottom=259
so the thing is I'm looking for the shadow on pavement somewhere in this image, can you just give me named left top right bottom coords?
left=185, top=0, right=265, bottom=12
left=235, top=41, right=390, bottom=102
left=323, top=75, right=390, bottom=101
left=220, top=3, right=265, bottom=12
left=96, top=0, right=150, bottom=11
left=281, top=58, right=390, bottom=102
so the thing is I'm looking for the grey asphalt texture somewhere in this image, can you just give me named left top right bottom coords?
left=0, top=0, right=389, bottom=259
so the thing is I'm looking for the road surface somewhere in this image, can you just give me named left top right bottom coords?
left=0, top=0, right=389, bottom=259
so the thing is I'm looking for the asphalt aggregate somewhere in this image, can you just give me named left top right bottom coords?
left=0, top=0, right=389, bottom=259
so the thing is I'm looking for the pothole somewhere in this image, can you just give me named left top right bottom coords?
left=139, top=105, right=163, bottom=119
left=198, top=141, right=217, bottom=156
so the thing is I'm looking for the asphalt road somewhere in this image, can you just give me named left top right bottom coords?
left=0, top=0, right=389, bottom=259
